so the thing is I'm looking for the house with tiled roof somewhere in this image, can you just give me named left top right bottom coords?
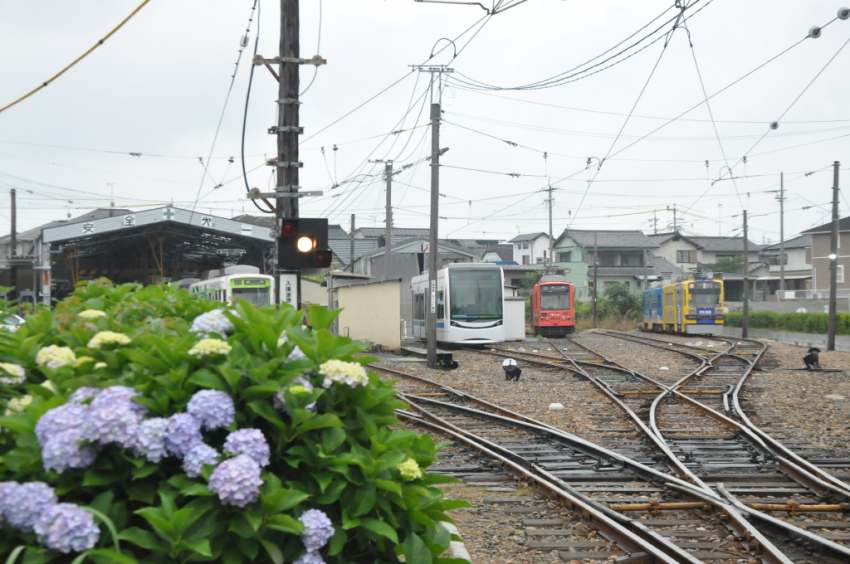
left=552, top=229, right=660, bottom=298
left=508, top=232, right=551, bottom=265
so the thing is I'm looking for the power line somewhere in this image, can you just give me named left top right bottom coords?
left=0, top=0, right=153, bottom=114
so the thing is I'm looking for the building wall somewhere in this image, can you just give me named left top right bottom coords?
left=763, top=247, right=811, bottom=273
left=697, top=250, right=760, bottom=264
left=655, top=238, right=698, bottom=272
left=812, top=232, right=850, bottom=291
left=513, top=235, right=550, bottom=265
left=300, top=278, right=327, bottom=306
left=336, top=280, right=401, bottom=350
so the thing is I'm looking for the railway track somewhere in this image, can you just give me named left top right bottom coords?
left=374, top=363, right=802, bottom=563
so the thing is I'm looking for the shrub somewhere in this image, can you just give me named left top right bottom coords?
left=602, top=284, right=640, bottom=317
left=723, top=310, right=850, bottom=336
left=519, top=272, right=542, bottom=289
left=0, top=280, right=466, bottom=564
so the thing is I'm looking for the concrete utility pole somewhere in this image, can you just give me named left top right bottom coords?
left=385, top=162, right=393, bottom=280
left=742, top=210, right=749, bottom=338
left=543, top=152, right=555, bottom=268
left=779, top=173, right=785, bottom=293
left=9, top=189, right=17, bottom=305
left=642, top=248, right=648, bottom=294
left=592, top=231, right=598, bottom=329
left=427, top=102, right=440, bottom=369
left=276, top=0, right=301, bottom=307
left=828, top=161, right=840, bottom=351
left=349, top=214, right=355, bottom=272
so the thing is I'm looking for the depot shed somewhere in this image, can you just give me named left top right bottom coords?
left=330, top=278, right=401, bottom=351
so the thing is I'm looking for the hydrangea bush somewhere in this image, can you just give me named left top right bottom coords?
left=0, top=280, right=467, bottom=564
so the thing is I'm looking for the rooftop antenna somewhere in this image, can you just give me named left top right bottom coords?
left=107, top=183, right=117, bottom=217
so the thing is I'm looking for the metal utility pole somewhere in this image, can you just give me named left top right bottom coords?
left=828, top=161, right=840, bottom=351
left=427, top=102, right=440, bottom=369
left=276, top=0, right=301, bottom=307
left=349, top=214, right=355, bottom=272
left=384, top=162, right=393, bottom=280
left=779, top=173, right=785, bottom=294
left=742, top=210, right=749, bottom=338
left=9, top=189, right=17, bottom=305
left=592, top=231, right=598, bottom=328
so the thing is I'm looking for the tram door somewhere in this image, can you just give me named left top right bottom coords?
left=676, top=284, right=683, bottom=330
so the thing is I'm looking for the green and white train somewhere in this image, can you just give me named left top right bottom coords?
left=183, top=266, right=275, bottom=307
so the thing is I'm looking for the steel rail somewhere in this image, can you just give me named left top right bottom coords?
left=395, top=389, right=797, bottom=564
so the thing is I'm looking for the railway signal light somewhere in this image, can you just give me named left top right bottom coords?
left=279, top=218, right=332, bottom=269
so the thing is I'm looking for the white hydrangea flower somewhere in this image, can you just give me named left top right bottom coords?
left=397, top=458, right=423, bottom=481
left=78, top=310, right=107, bottom=320
left=94, top=362, right=107, bottom=370
left=5, top=395, right=32, bottom=416
left=319, top=360, right=368, bottom=389
left=0, top=363, right=26, bottom=385
left=87, top=331, right=131, bottom=349
left=188, top=339, right=232, bottom=357
left=36, top=346, right=76, bottom=370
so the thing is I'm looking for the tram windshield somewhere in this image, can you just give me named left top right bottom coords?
left=689, top=281, right=721, bottom=308
left=449, top=269, right=503, bottom=320
left=232, top=281, right=271, bottom=307
left=540, top=284, right=570, bottom=311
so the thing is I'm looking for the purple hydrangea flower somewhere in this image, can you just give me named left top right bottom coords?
left=42, top=430, right=97, bottom=474
left=190, top=310, right=235, bottom=337
left=300, top=509, right=334, bottom=552
left=3, top=482, right=57, bottom=532
left=208, top=454, right=263, bottom=507
left=0, top=482, right=19, bottom=526
left=34, top=503, right=100, bottom=553
left=89, top=400, right=141, bottom=449
left=68, top=387, right=101, bottom=405
left=183, top=443, right=220, bottom=478
left=91, top=386, right=147, bottom=417
left=35, top=404, right=92, bottom=446
left=294, top=552, right=325, bottom=564
left=224, top=429, right=270, bottom=467
left=135, top=418, right=170, bottom=463
left=164, top=413, right=202, bottom=457
left=186, top=390, right=235, bottom=431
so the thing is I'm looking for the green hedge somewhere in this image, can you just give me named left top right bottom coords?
left=725, top=311, right=850, bottom=335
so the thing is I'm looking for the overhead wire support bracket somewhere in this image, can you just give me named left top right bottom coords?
left=252, top=55, right=327, bottom=66
left=266, top=160, right=304, bottom=168
left=247, top=188, right=324, bottom=199
left=268, top=126, right=305, bottom=134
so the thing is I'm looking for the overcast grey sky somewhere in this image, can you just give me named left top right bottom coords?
left=1, top=0, right=849, bottom=245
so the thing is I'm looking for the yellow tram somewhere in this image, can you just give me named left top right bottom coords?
left=659, top=278, right=724, bottom=335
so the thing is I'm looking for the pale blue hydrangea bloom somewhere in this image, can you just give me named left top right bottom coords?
left=0, top=481, right=18, bottom=526
left=42, top=430, right=97, bottom=474
left=278, top=333, right=308, bottom=361
left=207, top=454, right=263, bottom=507
left=190, top=310, right=235, bottom=337
left=89, top=400, right=141, bottom=449
left=35, top=404, right=92, bottom=446
left=273, top=377, right=316, bottom=414
left=3, top=482, right=57, bottom=532
left=294, top=552, right=325, bottom=564
left=68, top=387, right=101, bottom=405
left=186, top=390, right=235, bottom=431
left=91, top=386, right=147, bottom=417
left=299, top=509, right=334, bottom=552
left=135, top=418, right=169, bottom=463
left=164, top=413, right=203, bottom=457
left=224, top=429, right=270, bottom=467
left=34, top=503, right=100, bottom=553
left=183, top=443, right=220, bottom=478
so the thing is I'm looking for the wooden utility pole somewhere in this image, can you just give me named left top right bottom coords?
left=742, top=211, right=749, bottom=338
left=276, top=0, right=300, bottom=306
left=592, top=231, right=598, bottom=329
left=349, top=214, right=355, bottom=272
left=427, top=102, right=440, bottom=369
left=828, top=161, right=840, bottom=351
left=384, top=162, right=393, bottom=280
left=9, top=189, right=16, bottom=305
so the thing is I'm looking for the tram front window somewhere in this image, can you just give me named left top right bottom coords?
left=540, top=285, right=570, bottom=310
left=232, top=286, right=271, bottom=306
left=449, top=270, right=502, bottom=320
left=689, top=281, right=721, bottom=308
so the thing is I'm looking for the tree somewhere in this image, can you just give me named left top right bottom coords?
left=603, top=282, right=641, bottom=316
left=706, top=255, right=744, bottom=274
left=519, top=271, right=543, bottom=288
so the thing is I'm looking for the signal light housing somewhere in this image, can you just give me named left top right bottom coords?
left=277, top=217, right=331, bottom=271
left=281, top=220, right=298, bottom=237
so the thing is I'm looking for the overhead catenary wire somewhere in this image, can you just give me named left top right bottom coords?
left=0, top=0, right=153, bottom=114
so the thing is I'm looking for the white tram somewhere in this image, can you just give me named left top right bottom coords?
left=411, top=263, right=505, bottom=344
left=185, top=266, right=275, bottom=307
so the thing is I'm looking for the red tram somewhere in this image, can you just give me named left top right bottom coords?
left=531, top=276, right=575, bottom=337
